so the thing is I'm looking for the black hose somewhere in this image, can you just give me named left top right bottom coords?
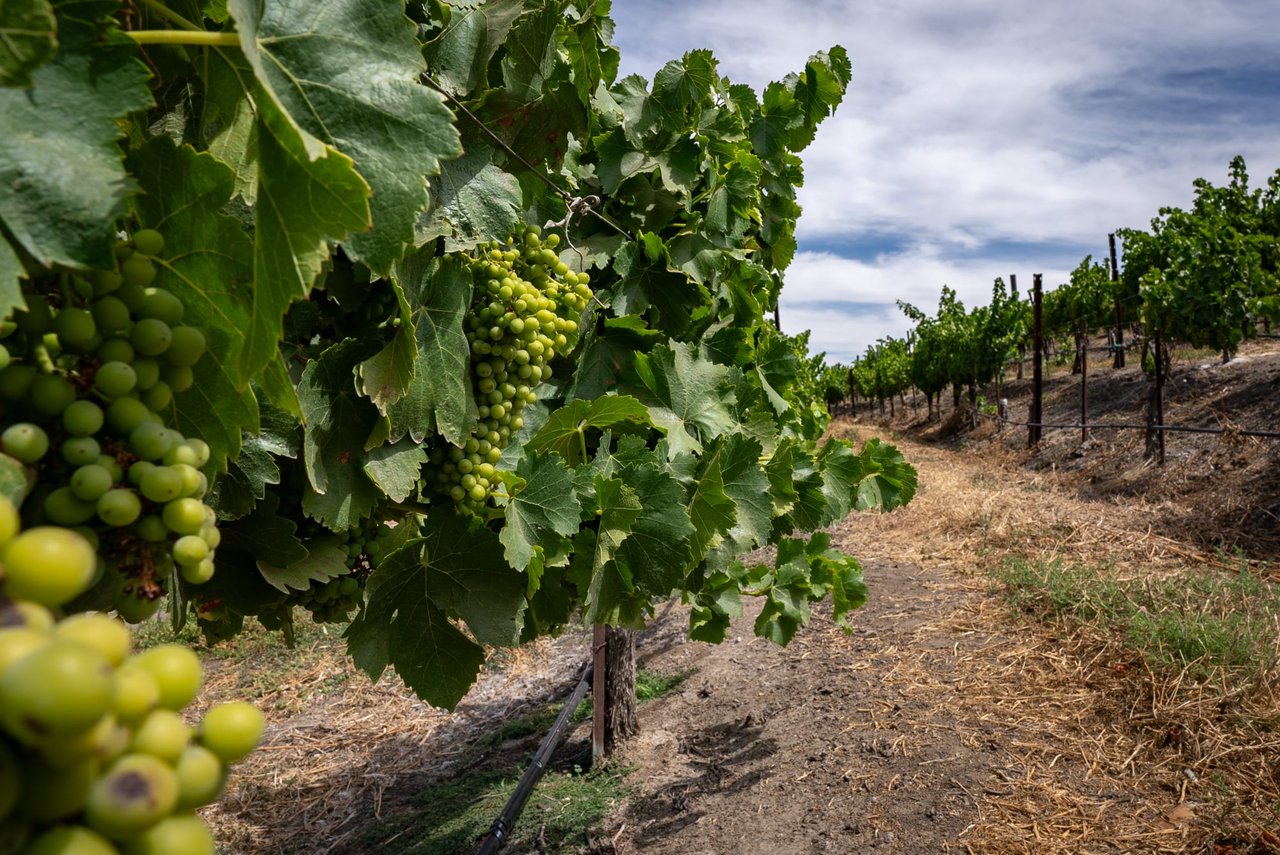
left=476, top=662, right=594, bottom=855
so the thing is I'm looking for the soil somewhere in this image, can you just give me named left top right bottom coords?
left=207, top=337, right=1280, bottom=855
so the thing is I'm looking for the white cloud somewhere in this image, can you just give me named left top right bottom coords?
left=608, top=0, right=1280, bottom=358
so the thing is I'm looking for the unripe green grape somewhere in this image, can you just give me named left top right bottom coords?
left=95, top=454, right=123, bottom=483
left=138, top=465, right=181, bottom=503
left=97, top=489, right=142, bottom=527
left=2, top=421, right=48, bottom=462
left=129, top=709, right=191, bottom=763
left=131, top=228, right=165, bottom=257
left=162, top=364, right=193, bottom=393
left=112, top=663, right=160, bottom=723
left=70, top=464, right=114, bottom=502
left=165, top=325, right=206, bottom=366
left=0, top=626, right=49, bottom=674
left=172, top=534, right=208, bottom=566
left=91, top=268, right=123, bottom=295
left=131, top=644, right=202, bottom=710
left=61, top=435, right=101, bottom=466
left=171, top=463, right=203, bottom=498
left=112, top=586, right=161, bottom=624
left=94, top=360, right=137, bottom=398
left=139, top=288, right=183, bottom=325
left=132, top=357, right=160, bottom=390
left=0, top=640, right=113, bottom=741
left=141, top=380, right=171, bottom=411
left=43, top=487, right=97, bottom=525
left=26, top=826, right=118, bottom=855
left=124, top=815, right=217, bottom=855
left=0, top=365, right=35, bottom=401
left=92, top=295, right=131, bottom=333
left=53, top=306, right=97, bottom=351
left=115, top=281, right=146, bottom=311
left=129, top=422, right=178, bottom=461
left=199, top=522, right=220, bottom=549
left=180, top=558, right=214, bottom=585
left=96, top=336, right=135, bottom=364
left=84, top=752, right=179, bottom=839
left=130, top=317, right=172, bottom=356
left=54, top=612, right=131, bottom=666
left=199, top=701, right=264, bottom=764
left=106, top=397, right=153, bottom=436
left=173, top=744, right=225, bottom=810
left=162, top=498, right=206, bottom=536
left=181, top=438, right=210, bottom=467
left=135, top=514, right=168, bottom=543
left=30, top=373, right=76, bottom=419
left=62, top=399, right=105, bottom=437
left=120, top=254, right=157, bottom=288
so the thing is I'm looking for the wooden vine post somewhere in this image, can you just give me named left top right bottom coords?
left=592, top=625, right=638, bottom=763
left=1079, top=319, right=1089, bottom=442
left=1109, top=233, right=1125, bottom=368
left=1029, top=274, right=1044, bottom=447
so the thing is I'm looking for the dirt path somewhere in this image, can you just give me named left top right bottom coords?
left=597, top=426, right=1237, bottom=855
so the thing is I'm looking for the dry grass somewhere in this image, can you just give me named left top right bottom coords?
left=834, top=420, right=1280, bottom=854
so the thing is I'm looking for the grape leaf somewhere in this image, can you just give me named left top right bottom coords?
left=0, top=0, right=150, bottom=275
left=0, top=240, right=25, bottom=326
left=498, top=450, right=580, bottom=572
left=653, top=49, right=717, bottom=112
left=241, top=94, right=371, bottom=387
left=346, top=540, right=486, bottom=710
left=0, top=0, right=56, bottom=87
left=259, top=537, right=348, bottom=594
left=609, top=448, right=694, bottom=596
left=415, top=147, right=523, bottom=253
left=356, top=279, right=416, bottom=413
left=632, top=341, right=739, bottom=456
left=362, top=438, right=426, bottom=504
left=386, top=251, right=477, bottom=446
left=572, top=475, right=643, bottom=623
left=705, top=433, right=771, bottom=556
left=298, top=338, right=383, bottom=530
left=527, top=394, right=650, bottom=466
left=419, top=511, right=526, bottom=647
left=129, top=139, right=260, bottom=473
left=217, top=491, right=308, bottom=575
left=421, top=0, right=523, bottom=96
left=685, top=449, right=735, bottom=564
left=228, top=0, right=462, bottom=275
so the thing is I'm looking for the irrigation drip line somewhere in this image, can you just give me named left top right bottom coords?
left=419, top=72, right=636, bottom=244
left=477, top=661, right=594, bottom=855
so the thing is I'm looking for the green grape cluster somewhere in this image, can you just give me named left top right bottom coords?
left=0, top=499, right=264, bottom=854
left=0, top=229, right=221, bottom=621
left=423, top=227, right=592, bottom=511
left=294, top=518, right=394, bottom=623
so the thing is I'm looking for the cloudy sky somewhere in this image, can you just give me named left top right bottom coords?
left=609, top=0, right=1280, bottom=363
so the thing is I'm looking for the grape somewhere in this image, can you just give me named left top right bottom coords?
left=122, top=814, right=216, bottom=855
left=92, top=295, right=131, bottom=333
left=61, top=436, right=101, bottom=466
left=173, top=744, right=225, bottom=809
left=161, top=498, right=206, bottom=536
left=198, top=701, right=264, bottom=764
left=141, top=380, right=171, bottom=411
left=179, top=558, right=214, bottom=585
left=1, top=525, right=96, bottom=606
left=96, top=336, right=134, bottom=364
left=93, top=360, right=137, bottom=398
left=44, top=487, right=97, bottom=526
left=105, top=397, right=153, bottom=436
left=63, top=399, right=105, bottom=436
left=139, top=466, right=182, bottom=503
left=0, top=627, right=50, bottom=673
left=131, top=229, right=165, bottom=257
left=129, top=709, right=190, bottom=763
left=129, top=423, right=177, bottom=461
left=53, top=612, right=131, bottom=666
left=132, top=357, right=160, bottom=390
left=30, top=373, right=76, bottom=419
left=90, top=268, right=123, bottom=296
left=139, top=289, right=183, bottom=326
left=130, top=318, right=172, bottom=356
left=0, top=641, right=114, bottom=741
left=25, top=826, right=118, bottom=855
left=134, top=515, right=168, bottom=543
left=97, top=489, right=142, bottom=527
left=53, top=307, right=97, bottom=351
left=131, top=644, right=201, bottom=710
left=120, top=255, right=156, bottom=289
left=70, top=464, right=114, bottom=502
left=84, top=753, right=178, bottom=839
left=171, top=535, right=207, bottom=566
left=111, top=664, right=160, bottom=724
left=165, top=326, right=205, bottom=366
left=161, top=363, right=193, bottom=393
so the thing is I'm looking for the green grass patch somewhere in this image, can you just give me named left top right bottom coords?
left=993, top=557, right=1280, bottom=683
left=361, top=764, right=632, bottom=855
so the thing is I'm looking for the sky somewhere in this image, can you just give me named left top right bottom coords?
left=608, top=0, right=1280, bottom=363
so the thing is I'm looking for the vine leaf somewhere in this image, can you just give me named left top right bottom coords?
left=633, top=341, right=738, bottom=456
left=228, top=0, right=463, bottom=275
left=527, top=395, right=650, bottom=466
left=0, top=0, right=150, bottom=284
left=362, top=438, right=426, bottom=504
left=259, top=538, right=348, bottom=594
left=241, top=94, right=371, bottom=386
left=498, top=451, right=580, bottom=573
left=415, top=147, right=523, bottom=253
left=421, top=0, right=523, bottom=96
left=420, top=510, right=526, bottom=648
left=0, top=0, right=56, bottom=87
left=346, top=540, right=486, bottom=710
left=298, top=338, right=383, bottom=530
left=129, top=139, right=260, bottom=473
left=386, top=251, right=477, bottom=446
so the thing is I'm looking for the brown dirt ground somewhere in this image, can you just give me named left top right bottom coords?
left=203, top=338, right=1280, bottom=855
